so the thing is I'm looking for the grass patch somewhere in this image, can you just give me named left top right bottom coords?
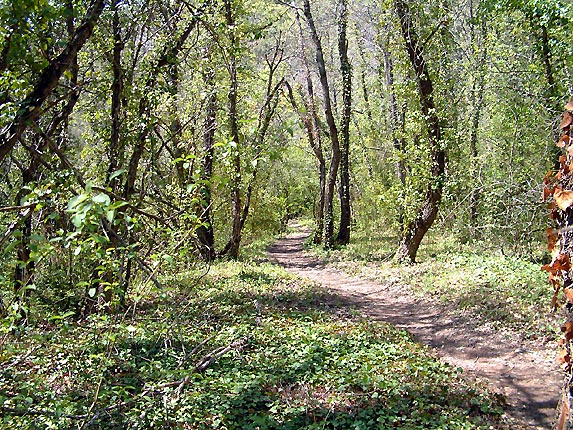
left=1, top=261, right=511, bottom=429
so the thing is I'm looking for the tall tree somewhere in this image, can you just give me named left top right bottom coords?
left=302, top=0, right=341, bottom=249
left=336, top=0, right=352, bottom=245
left=393, top=0, right=445, bottom=263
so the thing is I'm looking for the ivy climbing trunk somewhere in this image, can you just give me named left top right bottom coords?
left=336, top=0, right=352, bottom=246
left=223, top=0, right=243, bottom=259
left=393, top=0, right=445, bottom=263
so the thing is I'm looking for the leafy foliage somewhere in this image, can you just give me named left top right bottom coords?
left=1, top=262, right=508, bottom=429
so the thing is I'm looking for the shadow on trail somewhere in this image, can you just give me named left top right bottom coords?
left=267, top=229, right=561, bottom=430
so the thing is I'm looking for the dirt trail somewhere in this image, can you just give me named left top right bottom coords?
left=267, top=228, right=562, bottom=429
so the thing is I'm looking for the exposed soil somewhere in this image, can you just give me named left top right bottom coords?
left=267, top=227, right=563, bottom=429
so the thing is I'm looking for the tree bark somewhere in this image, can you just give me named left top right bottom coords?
left=468, top=10, right=487, bottom=230
left=294, top=10, right=326, bottom=244
left=223, top=0, right=243, bottom=259
left=107, top=2, right=124, bottom=195
left=393, top=0, right=445, bottom=263
left=336, top=0, right=352, bottom=245
left=302, top=0, right=341, bottom=250
left=196, top=46, right=217, bottom=262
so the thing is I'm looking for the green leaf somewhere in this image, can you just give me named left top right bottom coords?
left=92, top=193, right=111, bottom=206
left=109, top=169, right=127, bottom=181
left=67, top=193, right=89, bottom=211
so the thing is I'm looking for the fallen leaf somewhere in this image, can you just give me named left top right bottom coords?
left=560, top=156, right=570, bottom=175
left=547, top=228, right=559, bottom=251
left=565, top=288, right=573, bottom=304
left=544, top=170, right=555, bottom=185
left=553, top=288, right=561, bottom=310
left=558, top=134, right=571, bottom=148
left=562, top=322, right=573, bottom=341
left=544, top=186, right=555, bottom=201
left=566, top=97, right=573, bottom=111
left=554, top=187, right=573, bottom=211
left=556, top=254, right=572, bottom=272
left=561, top=112, right=573, bottom=129
left=557, top=348, right=571, bottom=363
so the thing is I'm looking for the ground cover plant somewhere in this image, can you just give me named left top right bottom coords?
left=1, top=261, right=510, bottom=429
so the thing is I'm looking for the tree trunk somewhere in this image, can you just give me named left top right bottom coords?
left=294, top=11, right=325, bottom=244
left=302, top=0, right=341, bottom=250
left=393, top=0, right=445, bottom=263
left=468, top=10, right=487, bottom=230
left=196, top=47, right=217, bottom=262
left=224, top=0, right=242, bottom=259
left=336, top=0, right=352, bottom=245
left=107, top=2, right=124, bottom=194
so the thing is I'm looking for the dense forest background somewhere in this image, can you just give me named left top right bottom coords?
left=1, top=0, right=573, bottom=428
left=2, top=0, right=571, bottom=320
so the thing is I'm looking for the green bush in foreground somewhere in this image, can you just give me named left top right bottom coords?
left=1, top=262, right=507, bottom=429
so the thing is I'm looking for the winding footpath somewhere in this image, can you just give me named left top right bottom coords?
left=267, top=228, right=562, bottom=429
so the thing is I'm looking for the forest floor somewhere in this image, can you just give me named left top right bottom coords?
left=267, top=226, right=562, bottom=429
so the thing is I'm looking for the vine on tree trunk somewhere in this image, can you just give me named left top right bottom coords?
left=543, top=94, right=573, bottom=430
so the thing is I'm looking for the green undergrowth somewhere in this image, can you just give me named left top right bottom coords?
left=319, top=228, right=558, bottom=340
left=1, top=261, right=510, bottom=429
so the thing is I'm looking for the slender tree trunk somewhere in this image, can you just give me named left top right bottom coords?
left=196, top=47, right=217, bottom=261
left=336, top=0, right=352, bottom=245
left=294, top=11, right=325, bottom=244
left=468, top=8, right=487, bottom=230
left=393, top=0, right=446, bottom=263
left=13, top=169, right=34, bottom=323
left=224, top=0, right=242, bottom=259
left=303, top=0, right=341, bottom=249
left=107, top=3, right=124, bottom=194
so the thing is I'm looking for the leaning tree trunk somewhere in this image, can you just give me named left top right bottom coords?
left=393, top=0, right=445, bottom=263
left=544, top=96, right=573, bottom=430
left=294, top=10, right=326, bottom=245
left=0, top=0, right=105, bottom=164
